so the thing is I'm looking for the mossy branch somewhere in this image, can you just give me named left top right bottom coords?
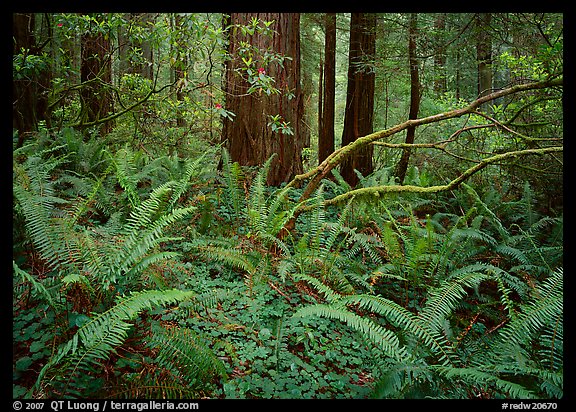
left=295, top=77, right=561, bottom=195
left=279, top=76, right=562, bottom=236
left=324, top=146, right=562, bottom=206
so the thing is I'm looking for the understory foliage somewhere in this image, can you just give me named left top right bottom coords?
left=13, top=129, right=562, bottom=399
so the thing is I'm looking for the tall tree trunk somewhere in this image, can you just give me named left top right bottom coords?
left=80, top=16, right=113, bottom=135
left=221, top=13, right=304, bottom=186
left=13, top=13, right=51, bottom=147
left=173, top=14, right=187, bottom=128
left=340, top=13, right=376, bottom=187
left=318, top=55, right=323, bottom=146
left=395, top=13, right=421, bottom=184
left=433, top=13, right=447, bottom=96
left=476, top=13, right=492, bottom=98
left=118, top=13, right=155, bottom=80
left=318, top=12, right=336, bottom=165
left=140, top=13, right=155, bottom=81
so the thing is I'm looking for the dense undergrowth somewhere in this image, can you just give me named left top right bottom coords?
left=13, top=128, right=563, bottom=399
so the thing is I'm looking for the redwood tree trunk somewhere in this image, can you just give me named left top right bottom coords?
left=340, top=13, right=376, bottom=187
left=318, top=13, right=336, bottom=165
left=13, top=13, right=51, bottom=147
left=395, top=13, right=421, bottom=184
left=222, top=13, right=304, bottom=186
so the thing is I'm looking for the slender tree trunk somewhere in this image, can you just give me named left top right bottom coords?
left=13, top=13, right=37, bottom=146
left=221, top=13, right=304, bottom=186
left=173, top=14, right=187, bottom=128
left=340, top=13, right=376, bottom=187
left=318, top=12, right=336, bottom=165
left=318, top=56, right=323, bottom=146
left=476, top=13, right=492, bottom=98
left=433, top=13, right=447, bottom=96
left=140, top=13, right=155, bottom=81
left=394, top=13, right=421, bottom=184
left=455, top=48, right=461, bottom=101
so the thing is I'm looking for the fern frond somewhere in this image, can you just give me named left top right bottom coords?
left=489, top=268, right=563, bottom=371
left=305, top=185, right=327, bottom=252
left=293, top=303, right=411, bottom=362
left=220, top=148, right=246, bottom=223
left=112, top=379, right=200, bottom=399
left=197, top=244, right=256, bottom=274
left=147, top=324, right=227, bottom=388
left=420, top=268, right=490, bottom=334
left=291, top=272, right=342, bottom=303
left=166, top=152, right=211, bottom=211
left=107, top=183, right=195, bottom=285
left=341, top=294, right=457, bottom=366
left=107, top=147, right=141, bottom=209
left=462, top=183, right=509, bottom=239
left=13, top=261, right=57, bottom=308
left=247, top=154, right=275, bottom=232
left=432, top=365, right=536, bottom=398
left=35, top=289, right=196, bottom=395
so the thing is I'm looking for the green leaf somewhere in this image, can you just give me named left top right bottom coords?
left=29, top=341, right=45, bottom=353
left=15, top=357, right=33, bottom=372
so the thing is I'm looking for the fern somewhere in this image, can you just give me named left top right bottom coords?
left=419, top=268, right=491, bottom=335
left=293, top=303, right=411, bottom=362
left=147, top=324, right=227, bottom=389
left=342, top=294, right=458, bottom=366
left=13, top=155, right=84, bottom=272
left=14, top=147, right=197, bottom=296
left=107, top=147, right=142, bottom=209
left=432, top=365, right=536, bottom=398
left=13, top=261, right=57, bottom=308
left=492, top=268, right=563, bottom=364
left=220, top=148, right=246, bottom=223
left=34, top=289, right=196, bottom=397
left=462, top=183, right=510, bottom=239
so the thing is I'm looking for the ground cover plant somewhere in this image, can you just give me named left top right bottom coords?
left=13, top=129, right=563, bottom=399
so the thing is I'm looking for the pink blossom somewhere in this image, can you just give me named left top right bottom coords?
left=57, top=23, right=63, bottom=27
left=257, top=67, right=266, bottom=75
left=215, top=103, right=223, bottom=109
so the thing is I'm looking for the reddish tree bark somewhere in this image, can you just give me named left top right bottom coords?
left=13, top=13, right=51, bottom=147
left=221, top=13, right=304, bottom=186
left=340, top=13, right=376, bottom=187
left=318, top=13, right=336, bottom=165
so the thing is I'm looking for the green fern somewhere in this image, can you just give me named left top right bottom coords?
left=293, top=303, right=411, bottom=362
left=220, top=148, right=246, bottom=223
left=14, top=147, right=197, bottom=295
left=147, top=324, right=227, bottom=388
left=34, top=289, right=196, bottom=397
left=13, top=153, right=83, bottom=272
left=13, top=260, right=57, bottom=309
left=283, top=189, right=383, bottom=295
left=432, top=365, right=536, bottom=398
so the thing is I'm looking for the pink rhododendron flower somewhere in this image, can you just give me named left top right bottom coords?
left=257, top=67, right=266, bottom=75
left=215, top=103, right=223, bottom=109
